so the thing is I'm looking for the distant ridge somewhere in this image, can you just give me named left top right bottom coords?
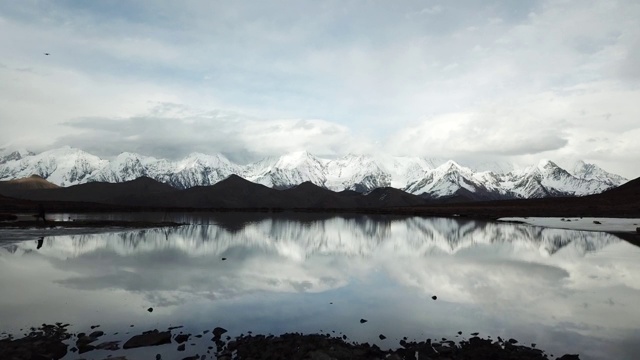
left=0, top=173, right=639, bottom=218
left=0, top=147, right=629, bottom=201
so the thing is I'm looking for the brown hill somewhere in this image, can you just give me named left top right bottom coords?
left=0, top=175, right=59, bottom=195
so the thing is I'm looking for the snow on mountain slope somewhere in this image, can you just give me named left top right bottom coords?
left=88, top=152, right=153, bottom=183
left=572, top=160, right=627, bottom=187
left=403, top=160, right=503, bottom=199
left=502, top=160, right=619, bottom=198
left=0, top=147, right=106, bottom=186
left=0, top=147, right=628, bottom=199
left=164, top=153, right=241, bottom=189
left=325, top=154, right=391, bottom=192
left=324, top=154, right=436, bottom=193
left=246, top=151, right=327, bottom=189
left=0, top=148, right=34, bottom=164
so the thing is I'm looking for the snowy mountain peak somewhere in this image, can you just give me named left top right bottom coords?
left=572, top=160, right=627, bottom=186
left=0, top=147, right=629, bottom=199
left=274, top=151, right=322, bottom=169
left=440, top=160, right=464, bottom=171
left=536, top=159, right=559, bottom=170
left=181, top=152, right=232, bottom=166
left=0, top=148, right=34, bottom=164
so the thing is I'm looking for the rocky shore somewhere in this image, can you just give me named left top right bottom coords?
left=0, top=323, right=581, bottom=360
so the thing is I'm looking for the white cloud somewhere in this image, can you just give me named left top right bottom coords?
left=56, top=103, right=373, bottom=162
left=1, top=0, right=639, bottom=177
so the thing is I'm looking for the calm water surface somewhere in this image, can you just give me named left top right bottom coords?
left=1, top=213, right=639, bottom=360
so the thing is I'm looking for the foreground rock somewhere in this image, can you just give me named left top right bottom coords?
left=221, top=333, right=577, bottom=360
left=0, top=324, right=70, bottom=359
left=0, top=324, right=581, bottom=360
left=122, top=329, right=171, bottom=349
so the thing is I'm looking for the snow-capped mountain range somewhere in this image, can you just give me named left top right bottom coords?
left=0, top=147, right=628, bottom=200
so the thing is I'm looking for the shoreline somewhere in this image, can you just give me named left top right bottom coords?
left=0, top=323, right=581, bottom=360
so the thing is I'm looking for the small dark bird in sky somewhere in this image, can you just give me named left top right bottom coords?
left=44, top=53, right=50, bottom=55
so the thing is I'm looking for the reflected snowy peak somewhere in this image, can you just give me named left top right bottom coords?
left=6, top=216, right=619, bottom=259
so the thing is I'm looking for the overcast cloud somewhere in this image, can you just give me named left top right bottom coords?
left=1, top=0, right=639, bottom=177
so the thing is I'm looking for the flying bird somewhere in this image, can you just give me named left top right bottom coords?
left=44, top=53, right=50, bottom=55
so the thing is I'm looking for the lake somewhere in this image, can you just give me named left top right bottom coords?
left=1, top=213, right=639, bottom=360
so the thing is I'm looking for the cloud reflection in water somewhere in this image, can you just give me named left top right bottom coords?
left=0, top=215, right=639, bottom=360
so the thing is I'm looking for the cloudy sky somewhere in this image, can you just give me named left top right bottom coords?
left=1, top=0, right=639, bottom=177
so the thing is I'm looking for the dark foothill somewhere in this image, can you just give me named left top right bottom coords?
left=148, top=307, right=154, bottom=312
left=90, top=325, right=100, bottom=329
left=122, top=330, right=171, bottom=349
left=471, top=332, right=479, bottom=336
left=593, top=220, right=601, bottom=224
left=508, top=338, right=518, bottom=344
left=177, top=343, right=186, bottom=351
left=195, top=334, right=202, bottom=338
left=156, top=354, right=161, bottom=360
left=359, top=319, right=368, bottom=324
left=431, top=295, right=437, bottom=300
left=379, top=334, right=386, bottom=340
left=636, top=227, right=640, bottom=234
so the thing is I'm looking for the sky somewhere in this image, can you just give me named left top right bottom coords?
left=0, top=0, right=639, bottom=178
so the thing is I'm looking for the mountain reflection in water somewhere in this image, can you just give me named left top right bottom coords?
left=1, top=214, right=639, bottom=360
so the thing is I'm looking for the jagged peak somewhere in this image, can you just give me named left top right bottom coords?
left=537, top=159, right=557, bottom=168
left=181, top=152, right=233, bottom=166
left=434, top=160, right=469, bottom=173
left=275, top=151, right=322, bottom=168
left=37, top=146, right=98, bottom=158
left=115, top=151, right=143, bottom=159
